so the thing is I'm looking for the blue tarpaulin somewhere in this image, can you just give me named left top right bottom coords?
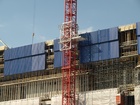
left=136, top=22, right=140, bottom=36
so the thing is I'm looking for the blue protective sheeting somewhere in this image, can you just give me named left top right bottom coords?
left=109, top=27, right=118, bottom=41
left=11, top=48, right=16, bottom=60
left=137, top=37, right=140, bottom=54
left=79, top=28, right=118, bottom=45
left=4, top=49, right=10, bottom=60
left=37, top=42, right=45, bottom=54
left=24, top=45, right=32, bottom=57
left=4, top=54, right=45, bottom=76
left=38, top=55, right=46, bottom=70
left=79, top=33, right=91, bottom=46
left=98, top=29, right=109, bottom=43
left=109, top=41, right=119, bottom=59
left=25, top=57, right=32, bottom=72
left=32, top=44, right=38, bottom=56
left=32, top=42, right=45, bottom=55
left=98, top=43, right=109, bottom=60
left=4, top=42, right=45, bottom=61
left=79, top=46, right=91, bottom=63
left=4, top=61, right=10, bottom=75
left=17, top=47, right=24, bottom=58
left=32, top=54, right=45, bottom=71
left=11, top=60, right=15, bottom=75
left=4, top=46, right=31, bottom=61
left=17, top=58, right=25, bottom=74
left=32, top=56, right=38, bottom=71
left=91, top=44, right=99, bottom=61
left=90, top=31, right=98, bottom=44
left=54, top=51, right=62, bottom=68
left=136, top=22, right=140, bottom=36
left=54, top=39, right=61, bottom=52
left=18, top=59, right=23, bottom=74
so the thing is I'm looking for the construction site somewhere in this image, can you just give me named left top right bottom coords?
left=0, top=0, right=140, bottom=105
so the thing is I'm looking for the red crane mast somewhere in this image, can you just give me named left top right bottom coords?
left=60, top=0, right=78, bottom=105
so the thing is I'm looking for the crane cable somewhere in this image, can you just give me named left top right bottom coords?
left=32, top=0, right=36, bottom=44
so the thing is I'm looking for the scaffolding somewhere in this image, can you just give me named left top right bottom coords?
left=0, top=55, right=138, bottom=102
left=0, top=23, right=139, bottom=104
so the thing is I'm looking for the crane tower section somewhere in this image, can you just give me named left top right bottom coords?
left=60, top=0, right=78, bottom=105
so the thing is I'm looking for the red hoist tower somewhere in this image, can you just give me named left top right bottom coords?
left=60, top=0, right=79, bottom=105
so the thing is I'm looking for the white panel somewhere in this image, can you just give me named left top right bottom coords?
left=78, top=88, right=117, bottom=105
left=28, top=98, right=34, bottom=105
left=16, top=100, right=21, bottom=105
left=12, top=100, right=16, bottom=105
left=86, top=92, right=93, bottom=105
left=78, top=93, right=86, bottom=105
left=134, top=85, right=140, bottom=105
left=0, top=102, right=5, bottom=105
left=33, top=98, right=40, bottom=105
left=51, top=95, right=62, bottom=105
left=0, top=97, right=40, bottom=105
left=21, top=99, right=28, bottom=105
left=6, top=101, right=11, bottom=105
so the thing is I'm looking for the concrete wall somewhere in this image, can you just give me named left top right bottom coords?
left=51, top=88, right=117, bottom=105
left=0, top=97, right=40, bottom=105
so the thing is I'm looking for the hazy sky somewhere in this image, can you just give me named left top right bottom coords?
left=0, top=0, right=140, bottom=47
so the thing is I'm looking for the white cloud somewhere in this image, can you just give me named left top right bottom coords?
left=78, top=26, right=94, bottom=34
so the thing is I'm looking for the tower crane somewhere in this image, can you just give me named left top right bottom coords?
left=60, top=0, right=79, bottom=105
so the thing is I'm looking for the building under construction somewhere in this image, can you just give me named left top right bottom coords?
left=0, top=22, right=140, bottom=105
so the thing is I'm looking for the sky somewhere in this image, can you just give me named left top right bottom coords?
left=0, top=0, right=140, bottom=48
